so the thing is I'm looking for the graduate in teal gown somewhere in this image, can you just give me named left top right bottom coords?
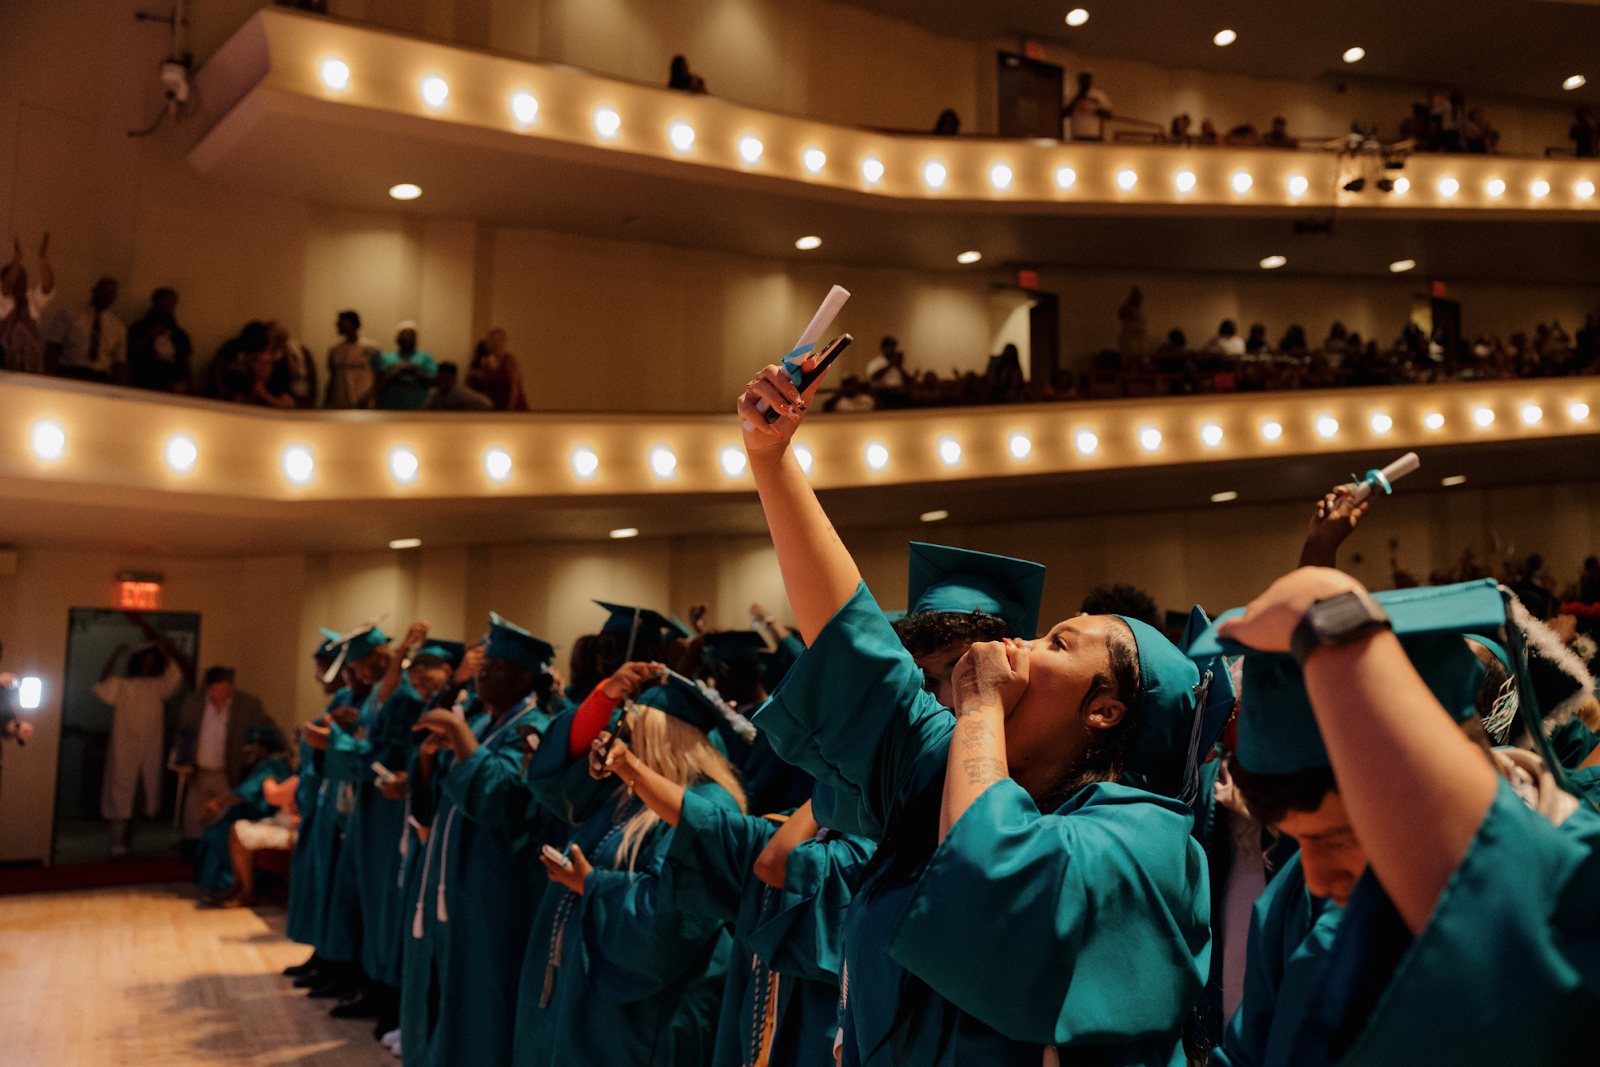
left=285, top=634, right=345, bottom=956
left=1197, top=572, right=1600, bottom=1067
left=700, top=629, right=813, bottom=817
left=401, top=614, right=570, bottom=1067
left=731, top=364, right=1222, bottom=1066
left=193, top=723, right=293, bottom=898
left=513, top=668, right=747, bottom=1067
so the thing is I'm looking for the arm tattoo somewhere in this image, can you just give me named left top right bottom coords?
left=962, top=756, right=1007, bottom=787
left=958, top=718, right=993, bottom=751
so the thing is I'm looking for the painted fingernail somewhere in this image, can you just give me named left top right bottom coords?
left=742, top=420, right=755, bottom=431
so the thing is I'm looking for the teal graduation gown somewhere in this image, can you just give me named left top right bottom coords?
left=752, top=583, right=1210, bottom=1067
left=667, top=789, right=873, bottom=1067
left=513, top=708, right=737, bottom=1067
left=399, top=695, right=563, bottom=1067
left=193, top=755, right=293, bottom=893
left=320, top=684, right=382, bottom=963
left=286, top=688, right=347, bottom=948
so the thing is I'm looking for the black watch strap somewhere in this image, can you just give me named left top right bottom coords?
left=1290, top=590, right=1392, bottom=666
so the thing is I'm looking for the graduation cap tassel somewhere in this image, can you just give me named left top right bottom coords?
left=1480, top=675, right=1521, bottom=743
left=1497, top=586, right=1580, bottom=803
left=624, top=607, right=643, bottom=664
left=1177, top=671, right=1213, bottom=807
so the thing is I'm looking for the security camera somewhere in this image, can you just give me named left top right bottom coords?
left=160, top=59, right=190, bottom=104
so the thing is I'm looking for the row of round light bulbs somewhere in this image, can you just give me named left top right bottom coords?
left=25, top=400, right=1590, bottom=483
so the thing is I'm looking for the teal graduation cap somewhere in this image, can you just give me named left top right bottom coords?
left=702, top=630, right=768, bottom=664
left=485, top=612, right=555, bottom=673
left=906, top=542, right=1047, bottom=639
left=414, top=640, right=466, bottom=671
left=632, top=672, right=733, bottom=746
left=594, top=601, right=691, bottom=644
left=318, top=623, right=389, bottom=683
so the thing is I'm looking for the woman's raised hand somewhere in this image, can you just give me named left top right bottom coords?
left=736, top=351, right=828, bottom=456
left=1216, top=567, right=1364, bottom=652
left=601, top=661, right=663, bottom=701
left=952, top=638, right=1030, bottom=718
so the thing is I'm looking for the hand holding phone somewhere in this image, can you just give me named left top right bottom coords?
left=542, top=844, right=573, bottom=869
left=371, top=761, right=396, bottom=784
left=763, top=334, right=852, bottom=424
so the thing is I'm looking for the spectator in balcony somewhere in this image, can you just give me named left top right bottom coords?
left=1223, top=122, right=1261, bottom=147
left=1063, top=70, right=1112, bottom=142
left=423, top=361, right=493, bottom=411
left=1169, top=114, right=1193, bottom=144
left=1117, top=286, right=1147, bottom=359
left=1206, top=319, right=1246, bottom=357
left=47, top=275, right=124, bottom=383
left=1576, top=313, right=1599, bottom=367
left=1261, top=116, right=1298, bottom=149
left=1464, top=107, right=1498, bottom=154
left=986, top=343, right=1029, bottom=403
left=467, top=328, right=529, bottom=411
left=1243, top=323, right=1273, bottom=359
left=864, top=335, right=910, bottom=407
left=933, top=109, right=961, bottom=136
left=823, top=376, right=875, bottom=412
left=325, top=310, right=379, bottom=409
left=206, top=321, right=265, bottom=402
left=126, top=288, right=192, bottom=393
left=1198, top=118, right=1219, bottom=146
left=1572, top=105, right=1599, bottom=158
left=1321, top=321, right=1350, bottom=364
left=266, top=320, right=316, bottom=408
left=1432, top=89, right=1467, bottom=152
left=668, top=55, right=707, bottom=94
left=373, top=322, right=436, bottom=410
left=0, top=235, right=54, bottom=375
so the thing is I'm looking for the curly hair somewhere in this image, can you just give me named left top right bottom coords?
left=891, top=610, right=1014, bottom=655
left=1080, top=583, right=1161, bottom=629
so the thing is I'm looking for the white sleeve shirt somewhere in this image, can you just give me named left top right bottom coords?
left=196, top=696, right=231, bottom=771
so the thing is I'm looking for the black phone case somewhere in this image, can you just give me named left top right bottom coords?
left=762, top=334, right=853, bottom=423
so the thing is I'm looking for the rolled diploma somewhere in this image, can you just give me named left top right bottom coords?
left=755, top=285, right=852, bottom=416
left=1350, top=451, right=1420, bottom=502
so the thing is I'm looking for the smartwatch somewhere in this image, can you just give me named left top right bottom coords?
left=1289, top=590, right=1392, bottom=666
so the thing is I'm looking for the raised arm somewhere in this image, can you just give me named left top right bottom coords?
left=738, top=358, right=861, bottom=642
left=379, top=621, right=429, bottom=704
left=1297, top=485, right=1373, bottom=569
left=36, top=233, right=53, bottom=295
left=1218, top=568, right=1499, bottom=933
left=603, top=738, right=685, bottom=826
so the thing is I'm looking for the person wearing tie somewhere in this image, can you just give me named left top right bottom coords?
left=47, top=276, right=125, bottom=382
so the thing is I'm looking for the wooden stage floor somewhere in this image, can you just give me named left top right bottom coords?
left=0, top=883, right=394, bottom=1066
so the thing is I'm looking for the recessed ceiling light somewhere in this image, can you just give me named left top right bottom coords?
left=1174, top=170, right=1196, bottom=193
left=1115, top=168, right=1137, bottom=190
left=282, top=445, right=314, bottom=484
left=1315, top=416, right=1339, bottom=438
left=923, top=161, right=948, bottom=188
left=1486, top=178, right=1506, bottom=197
left=1438, top=177, right=1459, bottom=197
left=1138, top=426, right=1162, bottom=451
left=1441, top=475, right=1466, bottom=487
left=1370, top=412, right=1393, bottom=434
left=989, top=163, right=1014, bottom=190
left=484, top=448, right=512, bottom=482
left=1578, top=180, right=1596, bottom=199
left=1010, top=432, right=1034, bottom=459
left=920, top=509, right=949, bottom=522
left=388, top=183, right=421, bottom=200
left=795, top=235, right=821, bottom=250
left=802, top=148, right=826, bottom=173
left=1260, top=420, right=1283, bottom=441
left=1473, top=406, right=1495, bottom=427
left=1392, top=177, right=1410, bottom=194
left=389, top=447, right=419, bottom=483
left=1210, top=490, right=1238, bottom=503
left=593, top=107, right=621, bottom=138
left=793, top=443, right=814, bottom=473
left=957, top=250, right=982, bottom=264
left=420, top=76, right=449, bottom=108
left=1065, top=8, right=1089, bottom=26
left=510, top=91, right=539, bottom=124
left=571, top=447, right=599, bottom=479
left=1564, top=74, right=1587, bottom=91
left=649, top=446, right=678, bottom=478
left=738, top=136, right=764, bottom=163
left=320, top=58, right=350, bottom=90
left=1232, top=171, right=1253, bottom=194
left=1343, top=46, right=1365, bottom=63
left=1214, top=29, right=1236, bottom=46
left=861, top=157, right=884, bottom=184
left=389, top=537, right=422, bottom=549
left=1390, top=259, right=1416, bottom=273
left=668, top=122, right=695, bottom=151
left=864, top=442, right=889, bottom=470
left=30, top=420, right=65, bottom=461
left=1531, top=179, right=1551, bottom=198
left=1055, top=166, right=1077, bottom=190
left=719, top=446, right=748, bottom=477
left=164, top=434, right=197, bottom=472
left=609, top=528, right=639, bottom=539
left=1424, top=412, right=1445, bottom=430
left=1260, top=255, right=1287, bottom=269
left=1288, top=174, right=1309, bottom=197
left=937, top=437, right=962, bottom=466
left=1520, top=403, right=1543, bottom=425
left=1200, top=422, right=1223, bottom=447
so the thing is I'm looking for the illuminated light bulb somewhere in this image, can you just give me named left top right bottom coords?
left=484, top=448, right=512, bottom=482
left=389, top=183, right=421, bottom=200
left=1343, top=47, right=1365, bottom=63
left=1424, top=412, right=1445, bottom=430
left=1055, top=166, right=1077, bottom=190
left=610, top=528, right=638, bottom=539
left=1260, top=420, right=1283, bottom=441
left=861, top=157, right=884, bottom=184
left=1520, top=404, right=1543, bottom=425
left=164, top=434, right=197, bottom=472
left=648, top=446, right=678, bottom=478
left=802, top=148, right=826, bottom=173
left=1138, top=426, right=1162, bottom=451
left=1569, top=401, right=1590, bottom=420
left=320, top=59, right=350, bottom=90
left=1486, top=178, right=1506, bottom=197
left=1390, top=259, right=1416, bottom=273
left=30, top=420, right=65, bottom=460
left=1009, top=432, right=1034, bottom=459
left=18, top=676, right=40, bottom=710
left=1315, top=416, right=1339, bottom=438
left=1288, top=174, right=1309, bottom=197
left=593, top=107, right=621, bottom=138
left=1578, top=181, right=1596, bottom=199
left=1211, top=491, right=1238, bottom=503
left=719, top=446, right=748, bottom=477
left=923, top=161, right=947, bottom=189
left=864, top=442, right=889, bottom=470
left=1370, top=412, right=1393, bottom=434
left=1231, top=171, right=1253, bottom=194
left=1531, top=179, right=1551, bottom=198
left=1200, top=422, right=1223, bottom=447
left=1392, top=177, right=1410, bottom=194
left=1260, top=255, right=1287, bottom=269
left=1214, top=29, right=1236, bottom=46
left=793, top=443, right=814, bottom=473
left=738, top=136, right=764, bottom=163
left=937, top=437, right=962, bottom=466
left=795, top=235, right=821, bottom=250
left=389, top=447, right=419, bottom=483
left=571, top=447, right=599, bottom=479
left=1438, top=177, right=1459, bottom=197
left=1115, top=168, right=1137, bottom=191
left=420, top=76, right=449, bottom=108
left=389, top=538, right=422, bottom=550
left=957, top=250, right=982, bottom=264
left=1564, top=74, right=1587, bottom=91
left=1065, top=8, right=1089, bottom=26
left=668, top=123, right=695, bottom=151
left=1073, top=430, right=1098, bottom=456
left=1441, top=475, right=1467, bottom=486
left=1472, top=406, right=1495, bottom=428
left=989, top=163, right=1014, bottom=190
left=511, top=91, right=539, bottom=124
left=921, top=509, right=950, bottom=522
left=1174, top=170, right=1196, bottom=193
left=282, top=445, right=314, bottom=484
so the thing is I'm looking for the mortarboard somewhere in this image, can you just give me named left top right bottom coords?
left=319, top=623, right=389, bottom=684
left=484, top=612, right=555, bottom=673
left=413, top=640, right=466, bottom=671
left=703, top=630, right=768, bottom=664
left=906, top=542, right=1047, bottom=639
left=594, top=601, right=691, bottom=651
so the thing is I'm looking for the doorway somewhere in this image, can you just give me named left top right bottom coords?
left=988, top=286, right=1061, bottom=392
left=53, top=609, right=199, bottom=864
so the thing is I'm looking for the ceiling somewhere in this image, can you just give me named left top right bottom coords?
left=836, top=0, right=1600, bottom=107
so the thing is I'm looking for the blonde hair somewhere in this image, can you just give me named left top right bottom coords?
left=615, top=705, right=746, bottom=872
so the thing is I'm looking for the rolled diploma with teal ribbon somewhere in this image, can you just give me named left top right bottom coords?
left=1346, top=450, right=1420, bottom=503
left=752, top=285, right=851, bottom=419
